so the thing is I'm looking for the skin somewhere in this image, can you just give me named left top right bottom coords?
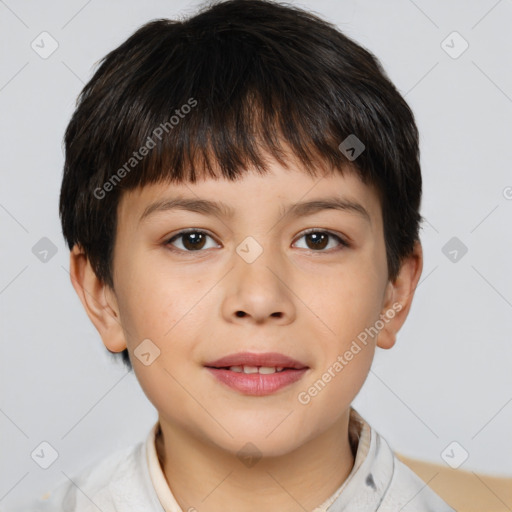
left=70, top=156, right=423, bottom=512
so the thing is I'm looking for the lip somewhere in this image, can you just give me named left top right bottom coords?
left=204, top=352, right=309, bottom=396
left=204, top=352, right=308, bottom=370
left=206, top=367, right=308, bottom=396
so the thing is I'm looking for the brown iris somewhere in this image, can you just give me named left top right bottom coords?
left=181, top=232, right=207, bottom=251
left=304, top=232, right=329, bottom=250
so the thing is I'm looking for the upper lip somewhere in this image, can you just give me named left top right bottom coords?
left=205, top=352, right=308, bottom=369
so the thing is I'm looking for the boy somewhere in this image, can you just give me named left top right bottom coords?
left=22, top=0, right=455, bottom=510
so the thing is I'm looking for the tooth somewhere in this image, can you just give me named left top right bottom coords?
left=242, top=366, right=259, bottom=374
left=276, top=367, right=284, bottom=372
left=259, top=366, right=277, bottom=374
left=229, top=366, right=243, bottom=372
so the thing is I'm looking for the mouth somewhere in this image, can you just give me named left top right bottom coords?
left=204, top=352, right=309, bottom=395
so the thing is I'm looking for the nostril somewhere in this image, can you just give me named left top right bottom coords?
left=236, top=311, right=246, bottom=317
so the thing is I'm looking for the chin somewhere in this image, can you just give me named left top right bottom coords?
left=211, top=419, right=307, bottom=459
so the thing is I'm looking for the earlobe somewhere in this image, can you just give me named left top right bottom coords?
left=69, top=244, right=127, bottom=353
left=377, top=241, right=423, bottom=350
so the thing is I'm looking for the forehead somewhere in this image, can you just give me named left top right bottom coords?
left=117, top=160, right=382, bottom=228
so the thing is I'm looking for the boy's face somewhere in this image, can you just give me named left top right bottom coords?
left=74, top=156, right=421, bottom=457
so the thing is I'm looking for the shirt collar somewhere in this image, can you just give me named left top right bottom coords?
left=315, top=408, right=395, bottom=511
left=145, top=422, right=184, bottom=512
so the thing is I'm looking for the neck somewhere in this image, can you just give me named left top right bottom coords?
left=155, top=410, right=358, bottom=512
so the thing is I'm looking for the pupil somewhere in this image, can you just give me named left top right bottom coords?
left=184, top=233, right=205, bottom=250
left=307, top=233, right=327, bottom=250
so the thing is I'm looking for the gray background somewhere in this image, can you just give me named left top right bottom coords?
left=1, top=0, right=511, bottom=508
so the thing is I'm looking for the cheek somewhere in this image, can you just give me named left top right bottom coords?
left=300, top=258, right=386, bottom=405
left=116, top=262, right=209, bottom=397
left=305, top=265, right=386, bottom=342
left=115, top=256, right=197, bottom=342
left=297, top=339, right=375, bottom=427
left=116, top=265, right=201, bottom=413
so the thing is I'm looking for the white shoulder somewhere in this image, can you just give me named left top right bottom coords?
left=379, top=456, right=456, bottom=512
left=9, top=442, right=156, bottom=512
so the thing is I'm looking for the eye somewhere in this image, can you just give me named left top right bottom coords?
left=164, top=228, right=349, bottom=254
left=165, top=229, right=219, bottom=252
left=293, top=229, right=349, bottom=252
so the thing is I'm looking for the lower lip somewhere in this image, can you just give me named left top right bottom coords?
left=205, top=368, right=308, bottom=396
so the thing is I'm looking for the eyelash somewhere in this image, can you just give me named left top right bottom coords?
left=164, top=228, right=350, bottom=254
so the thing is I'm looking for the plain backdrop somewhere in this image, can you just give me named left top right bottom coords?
left=1, top=0, right=511, bottom=508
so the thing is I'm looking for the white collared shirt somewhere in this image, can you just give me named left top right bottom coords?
left=12, top=408, right=455, bottom=511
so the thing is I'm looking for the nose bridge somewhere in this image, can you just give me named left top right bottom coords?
left=233, top=235, right=279, bottom=289
left=221, top=234, right=295, bottom=323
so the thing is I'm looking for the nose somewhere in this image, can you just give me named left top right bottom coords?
left=220, top=244, right=296, bottom=325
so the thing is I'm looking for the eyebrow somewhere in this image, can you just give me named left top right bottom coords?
left=138, top=195, right=371, bottom=224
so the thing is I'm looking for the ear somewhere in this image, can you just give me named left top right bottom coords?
left=377, top=240, right=423, bottom=350
left=69, top=244, right=127, bottom=353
